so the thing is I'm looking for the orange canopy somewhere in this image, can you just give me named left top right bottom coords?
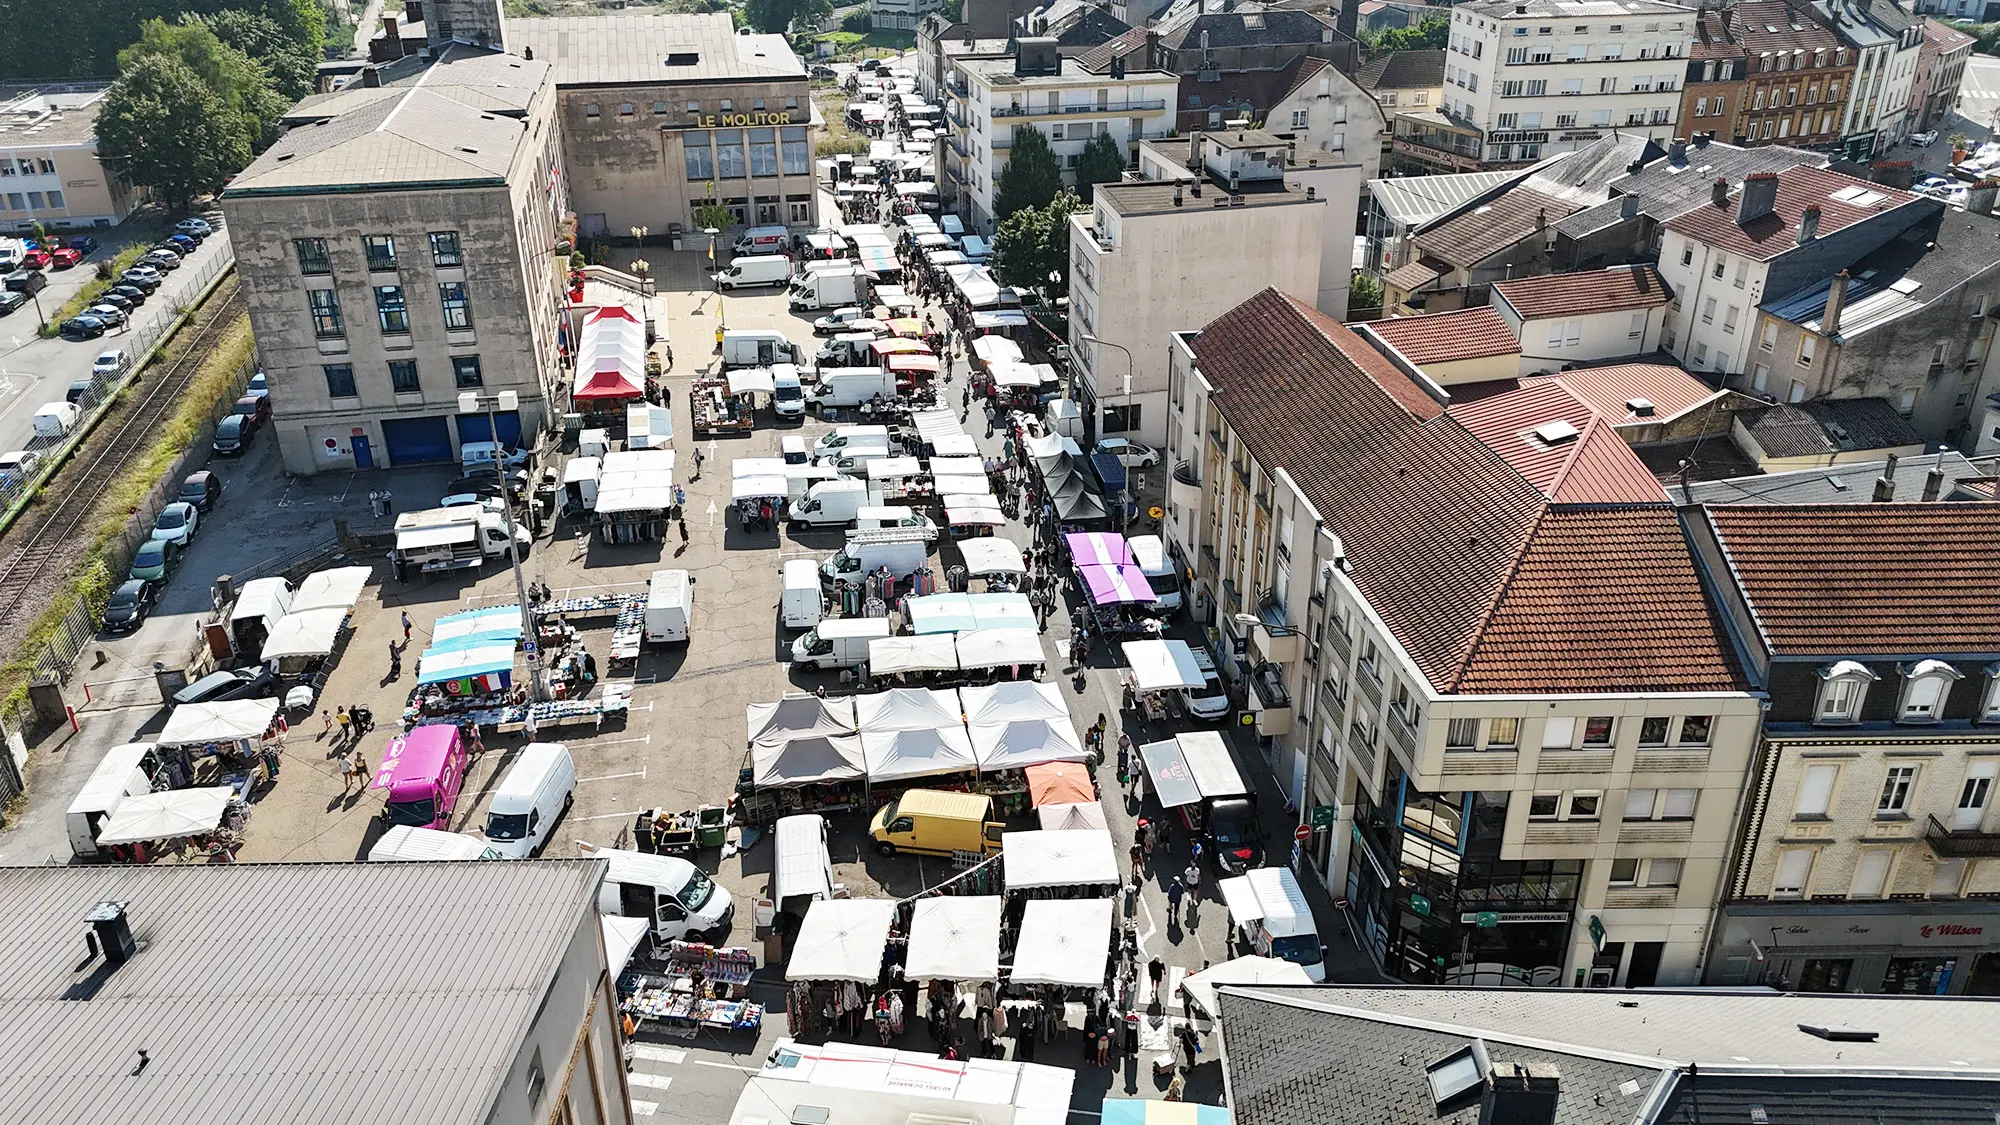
left=1026, top=761, right=1096, bottom=807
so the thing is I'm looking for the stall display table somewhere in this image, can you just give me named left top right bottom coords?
left=621, top=943, right=763, bottom=1035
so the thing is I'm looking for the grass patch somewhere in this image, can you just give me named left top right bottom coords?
left=38, top=245, right=152, bottom=337
left=813, top=89, right=871, bottom=157
left=811, top=29, right=914, bottom=59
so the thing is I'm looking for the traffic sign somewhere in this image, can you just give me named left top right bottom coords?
left=1588, top=914, right=1607, bottom=953
left=1410, top=892, right=1432, bottom=917
left=523, top=642, right=539, bottom=657
left=1309, top=803, right=1337, bottom=828
left=1294, top=823, right=1312, bottom=842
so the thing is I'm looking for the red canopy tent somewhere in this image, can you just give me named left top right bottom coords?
left=572, top=306, right=647, bottom=409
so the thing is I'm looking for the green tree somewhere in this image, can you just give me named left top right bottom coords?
left=197, top=9, right=317, bottom=101
left=1348, top=272, right=1383, bottom=319
left=96, top=55, right=248, bottom=210
left=118, top=19, right=288, bottom=150
left=1366, top=18, right=1448, bottom=55
left=744, top=0, right=832, bottom=35
left=992, top=188, right=1087, bottom=297
left=994, top=123, right=1062, bottom=220
left=1074, top=132, right=1126, bottom=204
left=0, top=0, right=326, bottom=83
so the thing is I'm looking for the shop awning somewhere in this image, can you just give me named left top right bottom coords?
left=1138, top=738, right=1202, bottom=810
left=861, top=725, right=977, bottom=782
left=787, top=899, right=897, bottom=982
left=1122, top=640, right=1203, bottom=692
left=1009, top=898, right=1113, bottom=987
left=288, top=566, right=370, bottom=613
left=602, top=915, right=651, bottom=976
left=1037, top=801, right=1107, bottom=831
left=159, top=699, right=279, bottom=747
left=1100, top=1099, right=1234, bottom=1125
left=1178, top=955, right=1313, bottom=1019
left=955, top=629, right=1043, bottom=670
left=93, top=786, right=235, bottom=846
left=970, top=334, right=1023, bottom=366
left=868, top=634, right=960, bottom=674
left=418, top=641, right=516, bottom=685
left=259, top=606, right=349, bottom=660
left=956, top=538, right=1024, bottom=576
left=1025, top=761, right=1094, bottom=807
left=1002, top=829, right=1116, bottom=889
left=432, top=605, right=523, bottom=645
left=906, top=896, right=1003, bottom=982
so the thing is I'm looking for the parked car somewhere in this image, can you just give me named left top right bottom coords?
left=6, top=270, right=47, bottom=294
left=212, top=413, right=254, bottom=455
left=118, top=270, right=160, bottom=292
left=175, top=217, right=213, bottom=236
left=178, top=470, right=223, bottom=511
left=813, top=306, right=870, bottom=334
left=87, top=304, right=127, bottom=327
left=1911, top=130, right=1940, bottom=147
left=810, top=64, right=837, bottom=79
left=60, top=315, right=106, bottom=341
left=165, top=233, right=197, bottom=252
left=123, top=264, right=162, bottom=283
left=103, top=578, right=158, bottom=633
left=0, top=449, right=41, bottom=482
left=231, top=394, right=271, bottom=432
left=246, top=370, right=268, bottom=399
left=20, top=247, right=50, bottom=270
left=140, top=250, right=181, bottom=271
left=0, top=243, right=19, bottom=271
left=216, top=667, right=281, bottom=701
left=0, top=290, right=28, bottom=316
left=1092, top=436, right=1160, bottom=468
left=109, top=283, right=147, bottom=306
left=92, top=348, right=129, bottom=377
left=170, top=667, right=257, bottom=706
left=66, top=379, right=94, bottom=403
left=66, top=235, right=98, bottom=255
left=93, top=291, right=133, bottom=312
left=150, top=501, right=200, bottom=546
left=48, top=247, right=82, bottom=269
left=128, top=537, right=184, bottom=582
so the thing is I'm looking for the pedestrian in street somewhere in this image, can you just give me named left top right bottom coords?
left=1148, top=956, right=1165, bottom=997
left=1136, top=818, right=1153, bottom=860
left=1166, top=876, right=1186, bottom=925
left=983, top=403, right=996, bottom=437
left=351, top=748, right=371, bottom=787
left=1184, top=861, right=1202, bottom=905
left=401, top=610, right=412, bottom=640
left=1129, top=841, right=1143, bottom=874
left=679, top=517, right=690, bottom=545
left=338, top=751, right=355, bottom=794
left=335, top=705, right=351, bottom=746
left=693, top=445, right=705, bottom=480
left=389, top=641, right=401, bottom=679
left=320, top=709, right=333, bottom=740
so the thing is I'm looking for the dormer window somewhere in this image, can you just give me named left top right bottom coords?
left=1984, top=664, right=2000, bottom=723
left=1899, top=660, right=1962, bottom=723
left=1815, top=660, right=1876, bottom=724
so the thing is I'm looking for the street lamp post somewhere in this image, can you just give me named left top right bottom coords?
left=704, top=226, right=723, bottom=355
left=457, top=389, right=546, bottom=702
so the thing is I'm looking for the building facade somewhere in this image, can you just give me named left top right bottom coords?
left=1691, top=505, right=2000, bottom=997
left=0, top=85, right=141, bottom=232
left=507, top=14, right=815, bottom=238
left=223, top=45, right=568, bottom=474
left=1909, top=16, right=1975, bottom=134
left=1820, top=0, right=1923, bottom=159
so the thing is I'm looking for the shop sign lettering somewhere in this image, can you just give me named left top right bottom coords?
left=691, top=110, right=796, bottom=128
left=1920, top=923, right=1984, bottom=939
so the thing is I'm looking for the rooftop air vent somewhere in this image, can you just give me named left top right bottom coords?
left=1533, top=420, right=1581, bottom=445
left=1799, top=1023, right=1879, bottom=1042
left=1626, top=397, right=1655, bottom=416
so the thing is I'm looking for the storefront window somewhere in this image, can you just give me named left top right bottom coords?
left=684, top=131, right=713, bottom=180
left=716, top=129, right=746, bottom=178
left=749, top=128, right=779, bottom=177
left=1796, top=958, right=1852, bottom=992
left=782, top=126, right=810, bottom=175
left=1882, top=956, right=1957, bottom=994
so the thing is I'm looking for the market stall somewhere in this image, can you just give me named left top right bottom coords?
left=93, top=786, right=237, bottom=852
left=1121, top=639, right=1205, bottom=722
left=868, top=634, right=960, bottom=677
left=905, top=592, right=1033, bottom=635
left=572, top=305, right=648, bottom=420
left=954, top=538, right=1025, bottom=592
left=1025, top=761, right=1095, bottom=808
left=970, top=717, right=1088, bottom=772
left=746, top=695, right=864, bottom=819
left=930, top=433, right=979, bottom=458
left=289, top=566, right=370, bottom=613
left=961, top=680, right=1070, bottom=727
left=1002, top=829, right=1119, bottom=893
left=1177, top=954, right=1313, bottom=1021
left=905, top=895, right=1003, bottom=982
left=596, top=448, right=677, bottom=543
left=786, top=898, right=897, bottom=981
left=1100, top=1100, right=1232, bottom=1125
left=159, top=699, right=281, bottom=763
left=258, top=607, right=350, bottom=669
left=1036, top=801, right=1108, bottom=831
left=1008, top=898, right=1114, bottom=987
left=603, top=915, right=651, bottom=975
left=970, top=333, right=1024, bottom=372
left=622, top=940, right=763, bottom=1036
left=953, top=629, right=1043, bottom=677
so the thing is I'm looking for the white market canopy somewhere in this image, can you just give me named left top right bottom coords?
left=1008, top=898, right=1113, bottom=987
left=749, top=695, right=863, bottom=788
left=603, top=915, right=651, bottom=976
left=288, top=566, right=370, bottom=613
left=733, top=475, right=790, bottom=501
left=930, top=434, right=979, bottom=457
left=934, top=474, right=993, bottom=496
left=853, top=687, right=963, bottom=731
left=906, top=593, right=1031, bottom=635
left=905, top=896, right=1003, bottom=982
left=956, top=538, right=1024, bottom=576
left=259, top=606, right=350, bottom=660
left=869, top=634, right=961, bottom=674
left=1036, top=801, right=1107, bottom=831
left=944, top=498, right=1007, bottom=528
left=1178, top=955, right=1314, bottom=1018
left=970, top=335, right=1024, bottom=366
left=866, top=456, right=924, bottom=481
left=970, top=718, right=1086, bottom=771
left=728, top=367, right=776, bottom=395
left=954, top=629, right=1043, bottom=670
left=94, top=786, right=235, bottom=846
left=1002, top=829, right=1117, bottom=890
left=787, top=898, right=897, bottom=982
left=988, top=360, right=1041, bottom=389
left=1122, top=639, right=1205, bottom=692
left=928, top=456, right=985, bottom=478
left=158, top=699, right=279, bottom=747
left=596, top=448, right=677, bottom=515
left=961, top=680, right=1069, bottom=727
left=861, top=725, right=977, bottom=782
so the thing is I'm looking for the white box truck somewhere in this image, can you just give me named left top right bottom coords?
left=819, top=529, right=931, bottom=586
left=732, top=224, right=790, bottom=254
left=722, top=329, right=802, bottom=368
left=67, top=742, right=158, bottom=858
left=790, top=617, right=891, bottom=668
left=393, top=506, right=530, bottom=574
left=780, top=559, right=825, bottom=628
left=645, top=568, right=693, bottom=643
left=579, top=841, right=735, bottom=944
left=1218, top=866, right=1327, bottom=981
left=789, top=263, right=866, bottom=311
left=715, top=254, right=791, bottom=290
left=809, top=368, right=897, bottom=411
left=788, top=478, right=875, bottom=528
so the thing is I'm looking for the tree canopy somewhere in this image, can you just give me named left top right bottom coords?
left=992, top=188, right=1088, bottom=298
left=1074, top=133, right=1126, bottom=204
left=196, top=8, right=318, bottom=102
left=1364, top=18, right=1448, bottom=55
left=118, top=19, right=288, bottom=150
left=96, top=54, right=248, bottom=210
left=744, top=0, right=832, bottom=35
left=0, top=0, right=326, bottom=83
left=994, top=123, right=1063, bottom=220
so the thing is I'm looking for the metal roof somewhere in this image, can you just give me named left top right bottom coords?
left=1369, top=169, right=1522, bottom=226
left=507, top=13, right=803, bottom=87
left=0, top=860, right=604, bottom=1125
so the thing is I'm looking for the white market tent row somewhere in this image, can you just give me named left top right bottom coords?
left=944, top=496, right=1006, bottom=529
left=93, top=786, right=235, bottom=846
left=288, top=566, right=370, bottom=613
left=852, top=687, right=962, bottom=731
left=1178, top=955, right=1314, bottom=1019
left=258, top=607, right=351, bottom=660
left=969, top=334, right=1024, bottom=367
left=158, top=699, right=279, bottom=748
left=957, top=538, right=1025, bottom=576
left=988, top=360, right=1041, bottom=388
left=732, top=455, right=789, bottom=502
left=787, top=898, right=898, bottom=982
left=868, top=634, right=961, bottom=675
left=431, top=604, right=522, bottom=646
left=931, top=433, right=979, bottom=457
left=961, top=680, right=1069, bottom=727
left=749, top=695, right=863, bottom=788
left=754, top=1038, right=1075, bottom=1116
left=954, top=629, right=1042, bottom=670
left=906, top=593, right=1032, bottom=635
left=596, top=448, right=677, bottom=515
left=728, top=367, right=776, bottom=395
left=861, top=725, right=978, bottom=781
left=1008, top=898, right=1114, bottom=987
left=1121, top=639, right=1205, bottom=692
left=970, top=718, right=1086, bottom=771
left=602, top=915, right=651, bottom=976
left=905, top=896, right=1003, bottom=982
left=1001, top=829, right=1118, bottom=890
left=866, top=456, right=925, bottom=481
left=1037, top=801, right=1107, bottom=831
left=928, top=456, right=985, bottom=478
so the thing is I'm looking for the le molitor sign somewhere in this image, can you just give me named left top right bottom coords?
left=681, top=110, right=798, bottom=129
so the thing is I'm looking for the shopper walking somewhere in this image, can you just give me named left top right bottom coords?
left=351, top=748, right=371, bottom=787
left=335, top=706, right=351, bottom=747
left=320, top=709, right=334, bottom=740
left=338, top=751, right=355, bottom=795
left=401, top=610, right=412, bottom=640
left=1166, top=876, right=1186, bottom=925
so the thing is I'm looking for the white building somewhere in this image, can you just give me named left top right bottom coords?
left=1489, top=264, right=1675, bottom=373
left=1819, top=0, right=1924, bottom=157
left=1442, top=0, right=1695, bottom=167
left=944, top=38, right=1178, bottom=233
left=871, top=0, right=943, bottom=32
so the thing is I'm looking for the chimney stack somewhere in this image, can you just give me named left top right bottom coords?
left=1798, top=203, right=1822, bottom=242
left=1669, top=137, right=1687, bottom=163
left=1737, top=172, right=1779, bottom=225
left=1480, top=1062, right=1561, bottom=1125
left=1712, top=175, right=1730, bottom=208
left=1823, top=269, right=1848, bottom=336
left=1174, top=184, right=1184, bottom=207
left=1694, top=131, right=1712, bottom=149
left=85, top=901, right=137, bottom=968
left=361, top=65, right=383, bottom=88
left=1874, top=452, right=1901, bottom=503
left=382, top=14, right=403, bottom=59
left=1619, top=192, right=1639, bottom=220
left=1965, top=181, right=2000, bottom=216
left=1923, top=460, right=1947, bottom=502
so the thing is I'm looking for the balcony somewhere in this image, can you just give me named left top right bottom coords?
left=947, top=102, right=970, bottom=129
left=1604, top=887, right=1681, bottom=910
left=992, top=99, right=1168, bottom=119
left=1927, top=815, right=2000, bottom=857
left=1523, top=821, right=1600, bottom=847
left=1248, top=662, right=1293, bottom=737
left=1440, top=750, right=1518, bottom=778
left=1170, top=459, right=1201, bottom=510
left=1633, top=747, right=1710, bottom=772
left=1386, top=706, right=1420, bottom=762
left=1252, top=594, right=1302, bottom=664
left=946, top=133, right=970, bottom=159
left=1355, top=664, right=1384, bottom=709
left=946, top=73, right=968, bottom=97
left=1536, top=749, right=1613, bottom=775
left=1346, top=722, right=1378, bottom=782
left=1327, top=625, right=1352, bottom=661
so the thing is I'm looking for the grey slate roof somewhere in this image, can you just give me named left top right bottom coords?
left=0, top=860, right=605, bottom=1125
left=1683, top=450, right=1988, bottom=504
left=1555, top=140, right=1827, bottom=238
left=1355, top=49, right=1445, bottom=91
left=506, top=12, right=803, bottom=87
left=1738, top=397, right=1924, bottom=459
left=1762, top=207, right=2000, bottom=339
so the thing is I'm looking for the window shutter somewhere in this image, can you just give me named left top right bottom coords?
left=1850, top=849, right=1891, bottom=898
left=1662, top=788, right=1697, bottom=819
left=1624, top=789, right=1656, bottom=820
left=1794, top=765, right=1837, bottom=817
left=1541, top=717, right=1575, bottom=749
left=1775, top=849, right=1813, bottom=894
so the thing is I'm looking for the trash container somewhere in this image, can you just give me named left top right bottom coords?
left=695, top=804, right=729, bottom=848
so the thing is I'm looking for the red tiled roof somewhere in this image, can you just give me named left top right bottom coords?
left=1705, top=505, right=2000, bottom=654
left=1529, top=363, right=1721, bottom=424
left=1417, top=185, right=1581, bottom=266
left=1448, top=379, right=1668, bottom=503
left=1491, top=265, right=1673, bottom=322
left=1663, top=166, right=1925, bottom=262
left=1380, top=259, right=1441, bottom=294
left=1191, top=289, right=1746, bottom=695
left=1076, top=26, right=1149, bottom=72
left=1365, top=307, right=1519, bottom=366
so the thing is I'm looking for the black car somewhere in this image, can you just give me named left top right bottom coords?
left=178, top=470, right=223, bottom=511
left=110, top=284, right=147, bottom=306
left=66, top=378, right=95, bottom=404
left=216, top=666, right=281, bottom=701
left=0, top=290, right=27, bottom=316
left=67, top=235, right=99, bottom=255
left=5, top=269, right=46, bottom=294
left=94, top=291, right=133, bottom=312
left=212, top=413, right=253, bottom=455
left=118, top=271, right=160, bottom=292
left=60, top=315, right=106, bottom=341
left=102, top=579, right=157, bottom=634
left=154, top=240, right=192, bottom=257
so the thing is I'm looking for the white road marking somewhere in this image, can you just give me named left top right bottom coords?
left=630, top=1101, right=657, bottom=1116
left=577, top=769, right=647, bottom=783
left=573, top=809, right=646, bottom=822
left=628, top=1073, right=675, bottom=1091
left=690, top=1059, right=760, bottom=1074
left=632, top=1045, right=686, bottom=1064
left=592, top=735, right=652, bottom=746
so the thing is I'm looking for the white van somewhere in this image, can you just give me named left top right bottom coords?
left=813, top=424, right=890, bottom=458
left=722, top=329, right=802, bottom=368
left=1218, top=866, right=1327, bottom=981
left=1127, top=534, right=1182, bottom=612
left=715, top=254, right=791, bottom=290
left=66, top=742, right=157, bottom=858
left=581, top=841, right=736, bottom=944
left=821, top=446, right=896, bottom=478
left=773, top=813, right=836, bottom=921
left=1182, top=647, right=1230, bottom=721
left=791, top=617, right=890, bottom=668
left=780, top=558, right=826, bottom=629
left=369, top=825, right=503, bottom=861
left=32, top=401, right=81, bottom=439
left=732, top=224, right=790, bottom=254
left=854, top=505, right=935, bottom=533
left=482, top=742, right=576, bottom=859
left=646, top=568, right=693, bottom=643
left=772, top=363, right=807, bottom=420
left=789, top=478, right=873, bottom=528
left=780, top=435, right=810, bottom=465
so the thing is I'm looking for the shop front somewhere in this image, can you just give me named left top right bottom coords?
left=1710, top=903, right=2000, bottom=995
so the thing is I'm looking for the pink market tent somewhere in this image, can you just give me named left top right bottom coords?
left=1065, top=532, right=1132, bottom=568
left=1065, top=532, right=1153, bottom=605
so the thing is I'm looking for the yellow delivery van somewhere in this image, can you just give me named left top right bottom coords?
left=869, top=789, right=1004, bottom=857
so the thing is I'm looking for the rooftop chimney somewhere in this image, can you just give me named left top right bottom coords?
left=1619, top=192, right=1638, bottom=220
left=1669, top=137, right=1687, bottom=163
left=85, top=901, right=137, bottom=968
left=1694, top=132, right=1712, bottom=149
left=1480, top=1062, right=1561, bottom=1125
left=1626, top=158, right=1644, bottom=174
left=1966, top=181, right=1999, bottom=216
left=361, top=66, right=383, bottom=88
left=1174, top=184, right=1184, bottom=207
left=1923, top=461, right=1947, bottom=502
left=1874, top=452, right=1900, bottom=502
left=1823, top=269, right=1848, bottom=336
left=1737, top=172, right=1779, bottom=225
left=1798, top=203, right=1822, bottom=242
left=382, top=14, right=404, bottom=59
left=1712, top=176, right=1730, bottom=208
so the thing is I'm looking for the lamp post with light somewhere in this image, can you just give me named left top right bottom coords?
left=456, top=389, right=545, bottom=702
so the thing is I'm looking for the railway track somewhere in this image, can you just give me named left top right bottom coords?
left=0, top=287, right=246, bottom=621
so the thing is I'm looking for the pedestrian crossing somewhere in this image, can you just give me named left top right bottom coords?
left=627, top=1044, right=687, bottom=1115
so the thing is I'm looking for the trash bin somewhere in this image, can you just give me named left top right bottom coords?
left=695, top=804, right=729, bottom=848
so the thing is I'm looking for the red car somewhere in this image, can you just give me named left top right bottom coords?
left=20, top=248, right=50, bottom=270
left=48, top=247, right=81, bottom=269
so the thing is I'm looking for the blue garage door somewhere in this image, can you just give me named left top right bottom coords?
left=455, top=410, right=523, bottom=447
left=380, top=415, right=455, bottom=465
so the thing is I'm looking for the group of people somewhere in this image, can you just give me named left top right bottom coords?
left=321, top=705, right=375, bottom=794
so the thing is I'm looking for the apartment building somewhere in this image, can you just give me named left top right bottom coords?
left=1690, top=505, right=2000, bottom=997
left=1683, top=1, right=1856, bottom=148
left=872, top=0, right=945, bottom=32
left=0, top=85, right=141, bottom=232
left=1356, top=49, right=1446, bottom=118
left=1818, top=0, right=1923, bottom=159
left=1656, top=165, right=1933, bottom=382
left=1175, top=55, right=1384, bottom=178
left=1747, top=200, right=2000, bottom=446
left=1401, top=0, right=1693, bottom=172
left=1489, top=264, right=1675, bottom=373
left=1161, top=288, right=1760, bottom=989
left=223, top=43, right=567, bottom=474
left=944, top=38, right=1178, bottom=232
left=1909, top=16, right=1975, bottom=134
